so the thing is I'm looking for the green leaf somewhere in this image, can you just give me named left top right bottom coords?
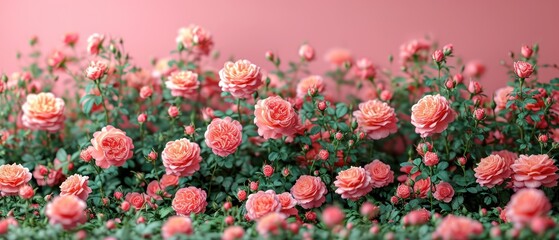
left=335, top=103, right=348, bottom=118
left=56, top=148, right=67, bottom=161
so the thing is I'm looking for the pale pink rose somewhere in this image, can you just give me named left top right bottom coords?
left=139, top=86, right=153, bottom=99
left=125, top=69, right=154, bottom=90
left=172, top=187, right=207, bottom=216
left=63, top=32, right=79, bottom=46
left=298, top=44, right=315, bottom=61
left=161, top=216, right=193, bottom=239
left=245, top=190, right=281, bottom=220
left=324, top=48, right=352, bottom=67
left=45, top=195, right=87, bottom=230
left=296, top=75, right=325, bottom=98
left=85, top=60, right=108, bottom=80
left=22, top=92, right=65, bottom=132
left=87, top=33, right=105, bottom=55
left=276, top=192, right=298, bottom=216
left=413, top=177, right=431, bottom=198
left=399, top=39, right=430, bottom=63
left=218, top=59, right=262, bottom=99
left=176, top=24, right=213, bottom=56
left=161, top=138, right=202, bottom=177
left=33, top=164, right=64, bottom=187
left=321, top=205, right=345, bottom=228
left=165, top=71, right=200, bottom=98
left=411, top=94, right=455, bottom=138
left=254, top=96, right=299, bottom=140
left=0, top=164, right=32, bottom=196
left=433, top=215, right=483, bottom=240
left=290, top=175, right=327, bottom=209
left=474, top=154, right=513, bottom=188
left=513, top=61, right=534, bottom=78
left=256, top=212, right=287, bottom=237
left=433, top=181, right=454, bottom=203
left=494, top=86, right=515, bottom=113
left=204, top=117, right=242, bottom=157
left=90, top=125, right=134, bottom=169
left=222, top=226, right=244, bottom=240
left=354, top=58, right=376, bottom=79
left=506, top=188, right=551, bottom=228
left=353, top=100, right=398, bottom=140
left=364, top=160, right=394, bottom=188
left=47, top=50, right=66, bottom=69
left=511, top=154, right=559, bottom=190
left=402, top=209, right=430, bottom=225
left=464, top=60, right=486, bottom=78
left=334, top=167, right=373, bottom=200
left=60, top=174, right=92, bottom=201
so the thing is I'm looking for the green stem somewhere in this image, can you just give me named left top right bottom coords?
left=95, top=80, right=110, bottom=125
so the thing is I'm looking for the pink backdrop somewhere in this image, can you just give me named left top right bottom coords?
left=1, top=0, right=559, bottom=93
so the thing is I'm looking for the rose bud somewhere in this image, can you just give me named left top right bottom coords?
left=443, top=44, right=453, bottom=56
left=513, top=61, right=534, bottom=78
left=432, top=50, right=445, bottom=63
left=299, top=44, right=315, bottom=62
left=474, top=108, right=486, bottom=121
left=137, top=113, right=147, bottom=123
left=521, top=45, right=533, bottom=59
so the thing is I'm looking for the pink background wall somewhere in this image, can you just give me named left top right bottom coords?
left=1, top=0, right=559, bottom=93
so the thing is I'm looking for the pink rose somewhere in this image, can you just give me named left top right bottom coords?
left=423, top=151, right=439, bottom=166
left=334, top=167, right=373, bottom=200
left=172, top=187, right=207, bottom=216
left=411, top=94, right=455, bottom=138
left=276, top=192, right=298, bottom=216
left=402, top=209, right=430, bottom=226
left=0, top=164, right=32, bottom=196
left=256, top=212, right=287, bottom=237
left=47, top=50, right=66, bottom=69
left=506, top=188, right=551, bottom=228
left=139, top=86, right=153, bottom=99
left=493, top=86, right=515, bottom=113
left=161, top=138, right=202, bottom=177
left=364, top=160, right=394, bottom=188
left=413, top=177, right=431, bottom=198
left=87, top=33, right=105, bottom=55
left=63, top=32, right=79, bottom=46
left=511, top=154, right=558, bottom=190
left=521, top=45, right=533, bottom=59
left=399, top=39, right=430, bottom=63
left=353, top=100, right=398, bottom=140
left=290, top=175, right=327, bottom=209
left=60, top=174, right=92, bottom=201
left=513, top=61, right=534, bottom=78
left=176, top=25, right=213, bottom=56
left=474, top=154, right=513, bottom=188
left=90, top=125, right=134, bottom=169
left=298, top=44, right=315, bottom=62
left=433, top=181, right=454, bottom=203
left=396, top=184, right=411, bottom=199
left=354, top=58, right=376, bottom=79
left=296, top=75, right=325, bottom=98
left=85, top=60, right=108, bottom=80
left=464, top=60, right=485, bottom=78
left=22, top=92, right=65, bottom=132
left=254, top=96, right=299, bottom=140
left=324, top=48, right=352, bottom=67
left=165, top=71, right=200, bottom=98
left=321, top=205, right=345, bottom=228
left=218, top=59, right=262, bottom=99
left=204, top=117, right=243, bottom=157
left=45, top=195, right=87, bottom=230
left=222, top=226, right=244, bottom=240
left=161, top=216, right=193, bottom=239
left=433, top=215, right=483, bottom=240
left=245, top=190, right=281, bottom=220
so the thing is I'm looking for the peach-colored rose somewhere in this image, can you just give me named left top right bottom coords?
left=354, top=58, right=376, bottom=79
left=321, top=205, right=345, bottom=228
left=165, top=71, right=200, bottom=98
left=160, top=174, right=179, bottom=188
left=245, top=190, right=281, bottom=220
left=90, top=125, right=134, bottom=169
left=492, top=150, right=518, bottom=166
left=18, top=184, right=34, bottom=199
left=0, top=164, right=32, bottom=196
left=399, top=39, right=430, bottom=63
left=402, top=209, right=430, bottom=225
left=324, top=48, right=352, bottom=67
left=85, top=60, right=108, bottom=80
left=147, top=180, right=171, bottom=200
left=87, top=33, right=104, bottom=55
left=433, top=215, right=483, bottom=240
left=396, top=184, right=411, bottom=199
left=474, top=154, right=513, bottom=188
left=162, top=138, right=202, bottom=177
left=222, top=226, right=245, bottom=240
left=47, top=50, right=66, bottom=69
left=176, top=25, right=213, bottom=56
left=254, top=96, right=299, bottom=140
left=413, top=177, right=431, bottom=198
left=494, top=86, right=515, bottom=113
left=60, top=174, right=92, bottom=201
left=511, top=154, right=559, bottom=190
left=411, top=94, right=455, bottom=138
left=22, top=92, right=65, bottom=132
left=277, top=192, right=297, bottom=216
left=45, top=195, right=87, bottom=230
left=124, top=69, right=154, bottom=90
left=256, top=212, right=287, bottom=237
left=296, top=75, right=325, bottom=98
left=354, top=100, right=398, bottom=140
left=334, top=167, right=373, bottom=200
left=433, top=181, right=454, bottom=203
left=204, top=117, right=242, bottom=157
left=125, top=192, right=146, bottom=210
left=172, top=187, right=207, bottom=216
left=506, top=188, right=551, bottom=227
left=161, top=216, right=193, bottom=239
left=290, top=175, right=327, bottom=209
left=33, top=164, right=64, bottom=187
left=364, top=160, right=394, bottom=188
left=218, top=59, right=262, bottom=99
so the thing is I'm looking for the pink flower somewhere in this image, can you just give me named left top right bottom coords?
left=0, top=217, right=18, bottom=234
left=530, top=216, right=555, bottom=235
left=222, top=226, right=244, bottom=240
left=87, top=33, right=104, bottom=55
left=137, top=113, right=147, bottom=123
left=161, top=216, right=193, bottom=239
left=399, top=39, right=430, bottom=63
left=324, top=48, right=352, bottom=67
left=474, top=154, right=513, bottom=188
left=18, top=184, right=34, bottom=199
left=160, top=174, right=179, bottom=188
left=22, top=92, right=65, bottom=132
left=85, top=60, right=108, bottom=80
left=256, top=213, right=287, bottom=237
left=464, top=61, right=485, bottom=78
left=254, top=96, right=299, bottom=140
left=432, top=49, right=444, bottom=63
left=218, top=59, right=262, bottom=99
left=396, top=184, right=411, bottom=199
left=513, top=61, right=534, bottom=78
left=511, top=154, right=558, bottom=190
left=139, top=86, right=153, bottom=99
left=172, top=187, right=207, bottom=216
left=277, top=192, right=298, bottom=216
left=80, top=147, right=94, bottom=162
left=125, top=192, right=146, bottom=210
left=90, top=125, right=134, bottom=169
left=433, top=181, right=454, bottom=203
left=321, top=206, right=345, bottom=228
left=60, top=174, right=92, bottom=201
left=125, top=69, right=155, bottom=89
left=45, top=195, right=87, bottom=230
left=364, top=160, right=394, bottom=188
left=521, top=45, right=533, bottom=59
left=146, top=181, right=169, bottom=200
left=423, top=151, right=439, bottom=166
left=402, top=209, right=430, bottom=225
left=353, top=100, right=398, bottom=140
left=506, top=188, right=551, bottom=228
left=204, top=117, right=243, bottom=157
left=63, top=33, right=79, bottom=46
left=494, top=86, right=515, bottom=113
left=296, top=75, right=325, bottom=98
left=360, top=202, right=380, bottom=219
left=161, top=138, right=202, bottom=177
left=298, top=44, right=315, bottom=62
left=290, top=175, right=327, bottom=209
left=245, top=190, right=281, bottom=220
left=33, top=165, right=64, bottom=187
left=413, top=177, right=431, bottom=198
left=165, top=71, right=200, bottom=98
left=0, top=164, right=32, bottom=196
left=411, top=94, right=455, bottom=138
left=176, top=25, right=213, bottom=56
left=47, top=50, right=66, bottom=69
left=433, top=215, right=483, bottom=240
left=354, top=58, right=376, bottom=79
left=168, top=106, right=179, bottom=118
left=334, top=167, right=373, bottom=200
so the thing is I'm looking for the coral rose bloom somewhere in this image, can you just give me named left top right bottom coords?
left=256, top=212, right=287, bottom=237
left=0, top=164, right=32, bottom=196
left=45, top=195, right=87, bottom=230
left=176, top=24, right=213, bottom=56
left=59, top=174, right=92, bottom=200
left=290, top=175, right=327, bottom=209
left=411, top=94, right=455, bottom=138
left=474, top=154, right=513, bottom=188
left=204, top=117, right=243, bottom=157
left=364, top=160, right=394, bottom=188
left=413, top=177, right=431, bottom=198
left=506, top=188, right=551, bottom=227
left=493, top=86, right=514, bottom=113
left=162, top=138, right=202, bottom=177
left=334, top=167, right=373, bottom=200
left=511, top=154, right=559, bottom=190
left=296, top=75, right=325, bottom=98
left=22, top=92, right=65, bottom=132
left=492, top=150, right=518, bottom=166
left=90, top=125, right=134, bottom=169
left=218, top=59, right=262, bottom=99
left=276, top=192, right=298, bottom=216
left=324, top=48, right=352, bottom=67
left=353, top=100, right=398, bottom=140
left=222, top=226, right=244, bottom=240
left=433, top=215, right=483, bottom=240
left=161, top=216, right=193, bottom=239
left=165, top=71, right=200, bottom=98
left=254, top=96, right=299, bottom=140
left=402, top=209, right=430, bottom=226
left=172, top=187, right=207, bottom=216
left=245, top=190, right=282, bottom=220
left=433, top=181, right=454, bottom=203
